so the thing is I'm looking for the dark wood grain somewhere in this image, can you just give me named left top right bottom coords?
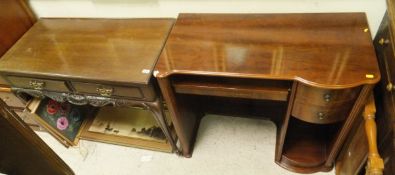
left=155, top=13, right=380, bottom=89
left=0, top=0, right=36, bottom=85
left=291, top=99, right=354, bottom=124
left=378, top=132, right=395, bottom=175
left=274, top=82, right=297, bottom=161
left=291, top=84, right=360, bottom=124
left=325, top=84, right=374, bottom=167
left=336, top=4, right=395, bottom=173
left=294, top=83, right=361, bottom=106
left=72, top=81, right=153, bottom=100
left=335, top=113, right=368, bottom=175
left=279, top=118, right=337, bottom=173
left=278, top=84, right=372, bottom=173
left=157, top=77, right=202, bottom=157
left=0, top=0, right=35, bottom=57
left=154, top=13, right=380, bottom=173
left=0, top=18, right=174, bottom=85
left=0, top=17, right=179, bottom=154
left=0, top=0, right=40, bottom=132
left=373, top=2, right=395, bottom=173
left=282, top=119, right=343, bottom=173
left=0, top=99, right=74, bottom=175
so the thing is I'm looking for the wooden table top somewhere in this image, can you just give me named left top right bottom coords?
left=154, top=13, right=380, bottom=88
left=0, top=18, right=174, bottom=85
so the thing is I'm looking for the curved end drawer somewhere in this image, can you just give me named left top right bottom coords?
left=292, top=100, right=354, bottom=124
left=292, top=84, right=361, bottom=124
left=295, top=84, right=361, bottom=106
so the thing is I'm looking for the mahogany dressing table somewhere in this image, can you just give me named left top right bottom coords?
left=154, top=13, right=381, bottom=173
left=0, top=18, right=178, bottom=152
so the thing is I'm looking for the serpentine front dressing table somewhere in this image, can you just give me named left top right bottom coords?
left=154, top=13, right=381, bottom=173
left=0, top=18, right=178, bottom=152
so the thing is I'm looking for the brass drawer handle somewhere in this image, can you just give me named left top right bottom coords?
left=29, top=80, right=45, bottom=90
left=317, top=112, right=326, bottom=120
left=387, top=83, right=395, bottom=92
left=323, top=93, right=331, bottom=102
left=379, top=38, right=390, bottom=46
left=96, top=87, right=113, bottom=97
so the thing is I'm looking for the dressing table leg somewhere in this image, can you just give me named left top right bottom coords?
left=146, top=98, right=179, bottom=153
left=157, top=77, right=200, bottom=158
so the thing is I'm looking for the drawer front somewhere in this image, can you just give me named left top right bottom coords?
left=295, top=83, right=361, bottom=106
left=6, top=76, right=69, bottom=92
left=292, top=99, right=355, bottom=124
left=72, top=82, right=156, bottom=100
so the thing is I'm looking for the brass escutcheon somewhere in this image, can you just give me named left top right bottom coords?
left=317, top=112, right=326, bottom=120
left=387, top=83, right=395, bottom=92
left=379, top=38, right=389, bottom=46
left=96, top=87, right=113, bottom=97
left=323, top=93, right=331, bottom=102
left=29, top=80, right=45, bottom=90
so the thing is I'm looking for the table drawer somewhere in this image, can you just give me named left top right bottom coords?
left=295, top=84, right=361, bottom=107
left=292, top=99, right=355, bottom=124
left=26, top=97, right=172, bottom=151
left=6, top=76, right=69, bottom=92
left=27, top=98, right=93, bottom=146
left=72, top=82, right=156, bottom=101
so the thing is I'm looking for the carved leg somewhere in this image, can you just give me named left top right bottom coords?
left=146, top=98, right=179, bottom=153
left=363, top=94, right=384, bottom=175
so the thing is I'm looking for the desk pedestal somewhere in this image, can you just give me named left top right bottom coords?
left=158, top=74, right=374, bottom=173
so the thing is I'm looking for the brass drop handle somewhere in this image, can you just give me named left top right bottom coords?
left=317, top=112, right=326, bottom=120
left=323, top=93, right=331, bottom=102
left=378, top=38, right=390, bottom=46
left=96, top=87, right=113, bottom=97
left=29, top=80, right=45, bottom=90
left=387, top=83, right=395, bottom=92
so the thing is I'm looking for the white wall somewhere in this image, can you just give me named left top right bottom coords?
left=28, top=0, right=387, bottom=37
